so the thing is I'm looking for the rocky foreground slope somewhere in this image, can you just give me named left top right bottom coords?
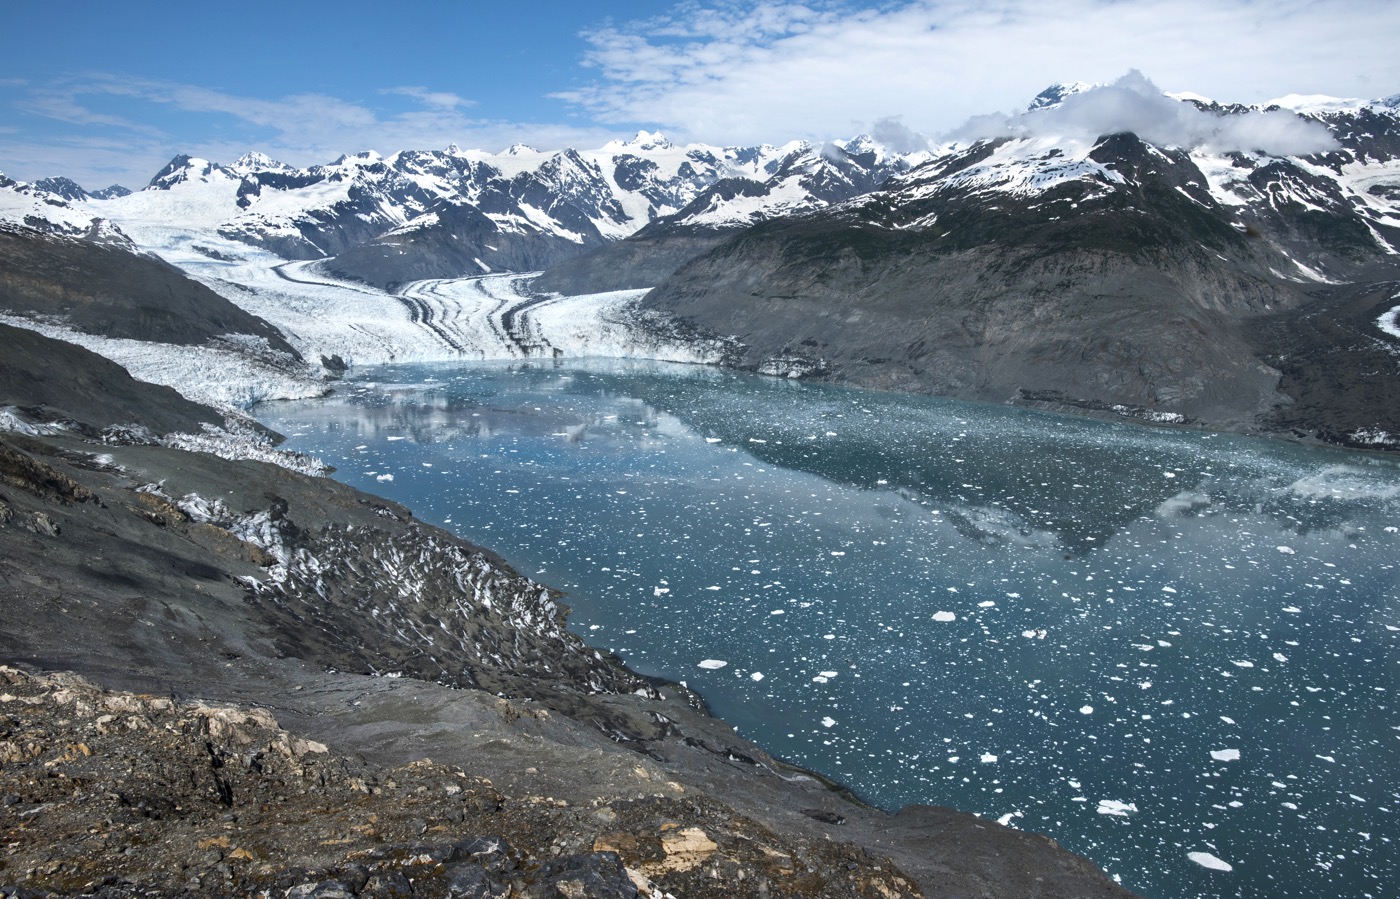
left=0, top=324, right=1134, bottom=897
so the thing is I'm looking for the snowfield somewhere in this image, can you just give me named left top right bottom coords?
left=1, top=205, right=723, bottom=414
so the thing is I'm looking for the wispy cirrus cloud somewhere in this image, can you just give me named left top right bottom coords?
left=381, top=86, right=476, bottom=110
left=4, top=74, right=614, bottom=189
left=553, top=0, right=1400, bottom=146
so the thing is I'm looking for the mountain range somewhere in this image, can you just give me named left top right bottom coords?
left=3, top=83, right=1400, bottom=451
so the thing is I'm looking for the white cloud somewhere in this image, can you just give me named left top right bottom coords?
left=956, top=71, right=1340, bottom=155
left=869, top=116, right=932, bottom=154
left=382, top=87, right=476, bottom=110
left=5, top=75, right=617, bottom=189
left=554, top=0, right=1400, bottom=146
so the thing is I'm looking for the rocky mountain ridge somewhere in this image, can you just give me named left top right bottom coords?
left=13, top=132, right=914, bottom=292
left=634, top=86, right=1400, bottom=448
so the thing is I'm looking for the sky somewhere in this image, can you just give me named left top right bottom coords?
left=2, top=0, right=1398, bottom=190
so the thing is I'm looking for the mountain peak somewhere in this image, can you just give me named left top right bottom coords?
left=503, top=143, right=539, bottom=156
left=1262, top=93, right=1368, bottom=114
left=230, top=151, right=291, bottom=174
left=331, top=150, right=384, bottom=167
left=33, top=176, right=90, bottom=201
left=146, top=155, right=230, bottom=190
left=91, top=184, right=132, bottom=200
left=1026, top=81, right=1098, bottom=111
left=836, top=134, right=883, bottom=158
left=605, top=130, right=673, bottom=152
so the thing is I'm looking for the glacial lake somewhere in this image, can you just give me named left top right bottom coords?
left=261, top=359, right=1400, bottom=899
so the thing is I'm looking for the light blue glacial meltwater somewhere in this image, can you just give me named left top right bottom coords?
left=261, top=359, right=1400, bottom=899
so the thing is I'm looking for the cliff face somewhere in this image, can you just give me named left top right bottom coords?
left=0, top=325, right=1136, bottom=898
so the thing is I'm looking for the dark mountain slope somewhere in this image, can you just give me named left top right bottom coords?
left=0, top=323, right=219, bottom=436
left=0, top=226, right=299, bottom=358
left=645, top=134, right=1306, bottom=424
left=643, top=128, right=1400, bottom=441
left=321, top=197, right=608, bottom=290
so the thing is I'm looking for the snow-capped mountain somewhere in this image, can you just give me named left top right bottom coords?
left=641, top=88, right=1400, bottom=447
left=0, top=171, right=136, bottom=248
left=4, top=83, right=1400, bottom=449
left=41, top=131, right=911, bottom=290
left=532, top=137, right=919, bottom=295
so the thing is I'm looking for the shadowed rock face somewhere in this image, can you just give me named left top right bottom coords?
left=641, top=132, right=1400, bottom=443
left=531, top=227, right=734, bottom=297
left=320, top=200, right=608, bottom=291
left=0, top=322, right=220, bottom=436
left=0, top=227, right=299, bottom=358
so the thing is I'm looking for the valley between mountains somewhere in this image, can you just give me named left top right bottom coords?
left=3, top=78, right=1400, bottom=898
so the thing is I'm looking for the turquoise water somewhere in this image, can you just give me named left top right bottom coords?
left=261, top=359, right=1400, bottom=899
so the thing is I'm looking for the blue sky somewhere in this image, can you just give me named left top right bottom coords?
left=3, top=0, right=1398, bottom=190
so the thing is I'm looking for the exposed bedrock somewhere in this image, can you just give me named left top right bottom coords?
left=645, top=228, right=1299, bottom=429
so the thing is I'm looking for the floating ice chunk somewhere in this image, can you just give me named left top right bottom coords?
left=1273, top=653, right=1288, bottom=662
left=653, top=586, right=670, bottom=597
left=996, top=810, right=1023, bottom=826
left=812, top=676, right=829, bottom=683
left=1220, top=716, right=1236, bottom=725
left=376, top=473, right=394, bottom=482
left=1187, top=851, right=1233, bottom=872
left=1097, top=799, right=1138, bottom=817
left=705, top=437, right=722, bottom=443
left=1231, top=660, right=1254, bottom=668
left=978, top=600, right=996, bottom=608
left=830, top=551, right=845, bottom=557
left=1277, top=545, right=1296, bottom=555
left=1283, top=606, right=1302, bottom=613
left=981, top=753, right=998, bottom=763
left=1316, top=754, right=1336, bottom=763
left=821, top=716, right=836, bottom=728
left=750, top=672, right=764, bottom=681
left=770, top=609, right=785, bottom=615
left=819, top=670, right=839, bottom=678
left=386, top=435, right=406, bottom=441
left=697, top=659, right=728, bottom=670
left=932, top=611, right=956, bottom=622
left=1211, top=748, right=1240, bottom=761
